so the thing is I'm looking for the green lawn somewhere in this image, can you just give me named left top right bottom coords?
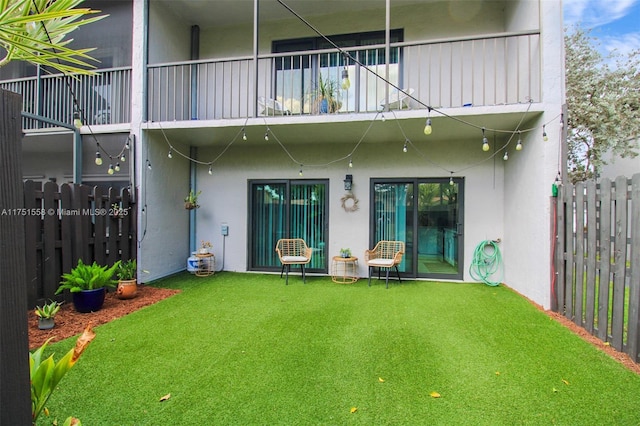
left=39, top=272, right=640, bottom=425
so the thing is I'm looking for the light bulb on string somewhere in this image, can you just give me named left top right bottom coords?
left=242, top=130, right=247, bottom=141
left=481, top=128, right=490, bottom=152
left=341, top=67, right=350, bottom=90
left=107, top=164, right=115, bottom=175
left=449, top=173, right=454, bottom=186
left=146, top=159, right=152, bottom=170
left=503, top=151, right=509, bottom=161
left=403, top=140, right=408, bottom=153
left=73, top=110, right=83, bottom=129
left=542, top=125, right=548, bottom=141
left=120, top=153, right=126, bottom=162
left=167, top=149, right=173, bottom=159
left=515, top=131, right=523, bottom=151
left=95, top=151, right=102, bottom=166
left=208, top=165, right=213, bottom=175
left=381, top=112, right=386, bottom=122
left=125, top=137, right=131, bottom=150
left=424, top=108, right=433, bottom=135
left=348, top=157, right=353, bottom=168
left=264, top=131, right=269, bottom=141
left=299, top=165, right=303, bottom=176
left=114, top=163, right=121, bottom=172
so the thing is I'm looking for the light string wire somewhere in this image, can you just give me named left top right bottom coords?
left=28, top=0, right=131, bottom=171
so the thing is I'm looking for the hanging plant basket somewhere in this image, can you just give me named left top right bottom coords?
left=185, top=202, right=199, bottom=210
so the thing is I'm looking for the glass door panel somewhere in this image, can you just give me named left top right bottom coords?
left=250, top=183, right=286, bottom=269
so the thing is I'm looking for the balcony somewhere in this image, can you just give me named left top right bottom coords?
left=148, top=31, right=540, bottom=122
left=1, top=31, right=540, bottom=130
left=0, top=67, right=132, bottom=130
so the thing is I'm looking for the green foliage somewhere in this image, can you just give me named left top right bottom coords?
left=117, top=259, right=137, bottom=281
left=184, top=189, right=201, bottom=204
left=339, top=247, right=351, bottom=257
left=56, top=259, right=120, bottom=294
left=565, top=26, right=640, bottom=182
left=312, top=73, right=341, bottom=113
left=34, top=300, right=62, bottom=319
left=30, top=326, right=95, bottom=423
left=0, top=0, right=106, bottom=74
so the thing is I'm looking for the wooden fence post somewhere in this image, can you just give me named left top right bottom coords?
left=0, top=89, right=32, bottom=423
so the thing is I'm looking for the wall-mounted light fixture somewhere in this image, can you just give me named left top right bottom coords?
left=344, top=174, right=353, bottom=191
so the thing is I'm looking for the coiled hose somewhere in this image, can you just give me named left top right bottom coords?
left=469, top=240, right=503, bottom=286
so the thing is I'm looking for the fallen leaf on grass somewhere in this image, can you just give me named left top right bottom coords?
left=350, top=407, right=358, bottom=413
left=562, top=379, right=570, bottom=385
left=552, top=387, right=559, bottom=393
left=430, top=391, right=441, bottom=398
left=378, top=377, right=385, bottom=383
left=159, top=393, right=171, bottom=402
left=495, top=371, right=501, bottom=376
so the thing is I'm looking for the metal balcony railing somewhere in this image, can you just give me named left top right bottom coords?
left=148, top=31, right=540, bottom=122
left=0, top=67, right=132, bottom=130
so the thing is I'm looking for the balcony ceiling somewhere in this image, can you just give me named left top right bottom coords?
left=153, top=0, right=428, bottom=29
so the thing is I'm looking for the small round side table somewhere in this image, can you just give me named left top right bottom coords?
left=195, top=253, right=215, bottom=277
left=331, top=256, right=359, bottom=284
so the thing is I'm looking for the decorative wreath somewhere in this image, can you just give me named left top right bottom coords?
left=341, top=193, right=359, bottom=212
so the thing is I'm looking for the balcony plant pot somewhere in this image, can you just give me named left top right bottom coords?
left=38, top=318, right=55, bottom=330
left=72, top=288, right=106, bottom=313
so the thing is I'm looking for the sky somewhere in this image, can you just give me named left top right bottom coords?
left=563, top=0, right=640, bottom=59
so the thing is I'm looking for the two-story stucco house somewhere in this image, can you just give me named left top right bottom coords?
left=0, top=0, right=565, bottom=309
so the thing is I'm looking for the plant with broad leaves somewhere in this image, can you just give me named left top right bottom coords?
left=56, top=259, right=120, bottom=293
left=30, top=324, right=95, bottom=423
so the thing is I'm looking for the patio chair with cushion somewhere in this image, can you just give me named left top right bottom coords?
left=275, top=238, right=312, bottom=285
left=364, top=240, right=405, bottom=288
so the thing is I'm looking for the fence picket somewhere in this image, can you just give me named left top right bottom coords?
left=597, top=178, right=612, bottom=342
left=575, top=182, right=586, bottom=326
left=628, top=174, right=640, bottom=361
left=611, top=176, right=628, bottom=351
left=564, top=184, right=575, bottom=320
left=585, top=180, right=597, bottom=333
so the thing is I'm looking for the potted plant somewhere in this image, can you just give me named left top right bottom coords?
left=184, top=189, right=201, bottom=210
left=313, top=73, right=342, bottom=114
left=34, top=300, right=62, bottom=330
left=56, top=259, right=120, bottom=313
left=116, top=258, right=137, bottom=299
left=199, top=240, right=212, bottom=254
left=340, top=248, right=352, bottom=258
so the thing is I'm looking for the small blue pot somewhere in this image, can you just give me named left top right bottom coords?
left=72, top=288, right=106, bottom=313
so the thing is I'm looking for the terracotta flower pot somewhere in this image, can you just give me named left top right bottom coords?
left=117, top=279, right=137, bottom=299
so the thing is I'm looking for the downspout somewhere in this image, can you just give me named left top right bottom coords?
left=189, top=146, right=197, bottom=253
left=190, top=25, right=199, bottom=120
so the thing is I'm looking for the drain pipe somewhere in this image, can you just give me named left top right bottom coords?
left=188, top=146, right=198, bottom=253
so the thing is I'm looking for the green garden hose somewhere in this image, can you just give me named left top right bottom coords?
left=469, top=240, right=503, bottom=286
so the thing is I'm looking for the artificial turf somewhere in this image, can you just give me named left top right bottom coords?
left=38, top=272, right=640, bottom=425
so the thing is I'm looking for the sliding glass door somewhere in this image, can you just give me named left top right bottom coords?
left=249, top=180, right=328, bottom=272
left=370, top=178, right=464, bottom=279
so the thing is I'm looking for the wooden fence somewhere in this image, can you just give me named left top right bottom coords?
left=554, top=173, right=640, bottom=361
left=23, top=181, right=137, bottom=307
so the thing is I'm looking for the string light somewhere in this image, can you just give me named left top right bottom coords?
left=503, top=151, right=509, bottom=161
left=341, top=66, right=350, bottom=90
left=403, top=140, right=408, bottom=153
left=120, top=153, right=126, bottom=162
left=348, top=157, right=353, bottom=168
left=482, top=128, right=490, bottom=152
left=125, top=137, right=131, bottom=150
left=264, top=130, right=269, bottom=141
left=73, top=110, right=83, bottom=129
left=146, top=159, right=152, bottom=170
left=242, top=130, right=247, bottom=141
left=515, top=131, right=523, bottom=151
left=95, top=151, right=102, bottom=166
left=107, top=164, right=114, bottom=175
left=424, top=108, right=432, bottom=135
left=208, top=164, right=213, bottom=175
left=449, top=173, right=454, bottom=186
left=542, top=125, right=548, bottom=141
left=381, top=112, right=386, bottom=122
left=167, top=148, right=173, bottom=159
left=114, top=163, right=121, bottom=172
left=298, top=165, right=303, bottom=176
